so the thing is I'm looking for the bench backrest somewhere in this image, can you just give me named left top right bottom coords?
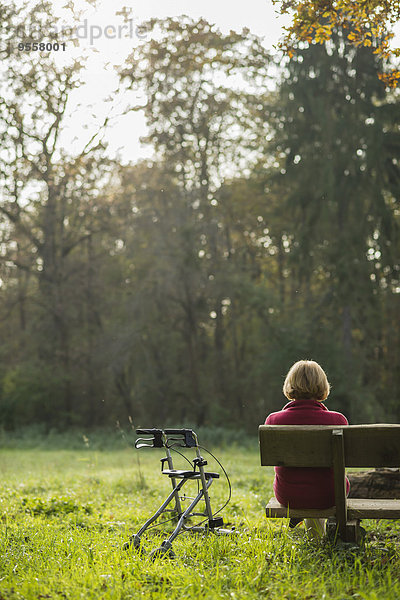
left=259, top=424, right=400, bottom=468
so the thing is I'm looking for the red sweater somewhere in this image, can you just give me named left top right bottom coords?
left=265, top=399, right=349, bottom=509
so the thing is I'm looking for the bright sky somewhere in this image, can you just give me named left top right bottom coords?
left=51, top=0, right=399, bottom=165
left=53, top=0, right=290, bottom=164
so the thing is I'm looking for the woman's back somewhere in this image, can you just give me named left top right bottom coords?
left=265, top=361, right=349, bottom=510
left=265, top=398, right=348, bottom=508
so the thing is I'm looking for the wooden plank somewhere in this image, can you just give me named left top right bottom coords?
left=265, top=498, right=400, bottom=520
left=259, top=425, right=400, bottom=468
left=332, top=429, right=348, bottom=540
left=344, top=520, right=363, bottom=544
left=259, top=425, right=335, bottom=467
left=265, top=497, right=335, bottom=519
left=347, top=498, right=400, bottom=519
left=347, top=468, right=400, bottom=499
left=343, top=426, right=400, bottom=468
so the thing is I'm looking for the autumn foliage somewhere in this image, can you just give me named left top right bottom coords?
left=273, top=0, right=400, bottom=86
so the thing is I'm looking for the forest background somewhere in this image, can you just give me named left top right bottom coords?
left=0, top=0, right=399, bottom=434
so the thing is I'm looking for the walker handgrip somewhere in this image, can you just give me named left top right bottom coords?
left=135, top=441, right=154, bottom=449
left=165, top=429, right=197, bottom=448
left=135, top=429, right=164, bottom=449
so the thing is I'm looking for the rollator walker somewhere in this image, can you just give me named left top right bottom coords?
left=123, top=428, right=234, bottom=558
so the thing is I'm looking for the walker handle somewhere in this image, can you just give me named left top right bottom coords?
left=136, top=428, right=163, bottom=435
left=135, top=429, right=164, bottom=449
left=164, top=429, right=197, bottom=448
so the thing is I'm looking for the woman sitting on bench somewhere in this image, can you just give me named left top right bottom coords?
left=265, top=359, right=349, bottom=539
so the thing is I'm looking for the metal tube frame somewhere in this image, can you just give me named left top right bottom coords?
left=125, top=428, right=231, bottom=554
left=164, top=442, right=184, bottom=516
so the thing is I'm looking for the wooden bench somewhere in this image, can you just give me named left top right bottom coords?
left=259, top=424, right=400, bottom=543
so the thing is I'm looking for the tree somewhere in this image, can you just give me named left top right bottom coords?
left=117, top=17, right=274, bottom=425
left=103, top=160, right=211, bottom=426
left=273, top=0, right=400, bottom=86
left=264, top=30, right=400, bottom=421
left=0, top=0, right=116, bottom=427
left=119, top=16, right=271, bottom=195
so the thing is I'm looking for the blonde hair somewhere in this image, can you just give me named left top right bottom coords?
left=283, top=360, right=330, bottom=401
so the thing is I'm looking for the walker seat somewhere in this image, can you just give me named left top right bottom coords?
left=162, top=469, right=220, bottom=479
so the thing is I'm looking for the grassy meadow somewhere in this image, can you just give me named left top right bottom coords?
left=0, top=430, right=399, bottom=599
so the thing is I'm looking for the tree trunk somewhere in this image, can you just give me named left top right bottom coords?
left=347, top=469, right=400, bottom=499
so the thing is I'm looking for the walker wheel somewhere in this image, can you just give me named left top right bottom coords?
left=149, top=545, right=175, bottom=560
left=122, top=540, right=146, bottom=555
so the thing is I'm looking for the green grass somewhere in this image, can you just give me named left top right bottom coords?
left=0, top=438, right=399, bottom=599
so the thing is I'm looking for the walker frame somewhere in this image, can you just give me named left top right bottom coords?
left=123, top=428, right=234, bottom=558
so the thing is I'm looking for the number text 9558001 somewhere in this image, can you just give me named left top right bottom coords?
left=18, top=42, right=66, bottom=52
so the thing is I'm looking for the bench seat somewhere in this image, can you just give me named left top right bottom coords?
left=266, top=497, right=400, bottom=520
left=266, top=498, right=335, bottom=519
